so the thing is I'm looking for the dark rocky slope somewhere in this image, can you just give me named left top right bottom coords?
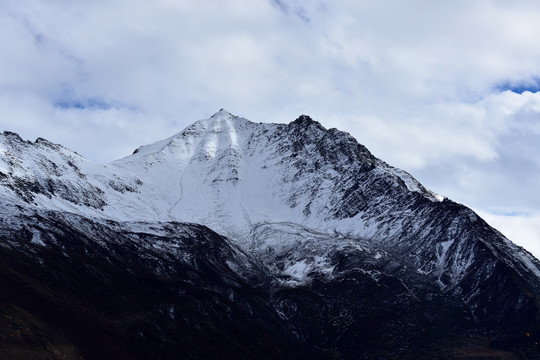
left=0, top=205, right=325, bottom=360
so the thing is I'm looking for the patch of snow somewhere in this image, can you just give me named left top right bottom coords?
left=283, top=260, right=310, bottom=282
left=30, top=230, right=46, bottom=246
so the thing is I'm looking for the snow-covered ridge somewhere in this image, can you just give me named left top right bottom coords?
left=1, top=109, right=441, bottom=232
left=106, top=109, right=444, bottom=239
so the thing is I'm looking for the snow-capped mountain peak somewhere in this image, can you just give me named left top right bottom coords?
left=2, top=111, right=540, bottom=358
left=1, top=111, right=539, bottom=289
left=0, top=112, right=491, bottom=243
left=104, top=111, right=441, bottom=241
left=210, top=107, right=234, bottom=118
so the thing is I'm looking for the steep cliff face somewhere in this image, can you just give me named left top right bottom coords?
left=1, top=110, right=539, bottom=359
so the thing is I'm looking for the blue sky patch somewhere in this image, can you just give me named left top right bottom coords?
left=497, top=78, right=540, bottom=94
left=491, top=210, right=531, bottom=217
left=270, top=0, right=310, bottom=22
left=55, top=98, right=115, bottom=110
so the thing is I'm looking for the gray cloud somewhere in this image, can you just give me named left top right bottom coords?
left=0, top=0, right=539, bottom=256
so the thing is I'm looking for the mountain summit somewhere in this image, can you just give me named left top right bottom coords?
left=1, top=111, right=539, bottom=359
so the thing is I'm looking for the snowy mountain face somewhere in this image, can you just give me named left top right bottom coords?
left=1, top=110, right=540, bottom=359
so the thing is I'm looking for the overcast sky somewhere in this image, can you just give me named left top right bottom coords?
left=1, top=0, right=539, bottom=258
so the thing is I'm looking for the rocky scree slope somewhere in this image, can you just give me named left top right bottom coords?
left=1, top=110, right=540, bottom=359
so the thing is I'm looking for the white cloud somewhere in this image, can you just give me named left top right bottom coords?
left=476, top=210, right=540, bottom=260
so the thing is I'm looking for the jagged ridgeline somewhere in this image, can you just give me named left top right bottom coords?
left=0, top=110, right=539, bottom=359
